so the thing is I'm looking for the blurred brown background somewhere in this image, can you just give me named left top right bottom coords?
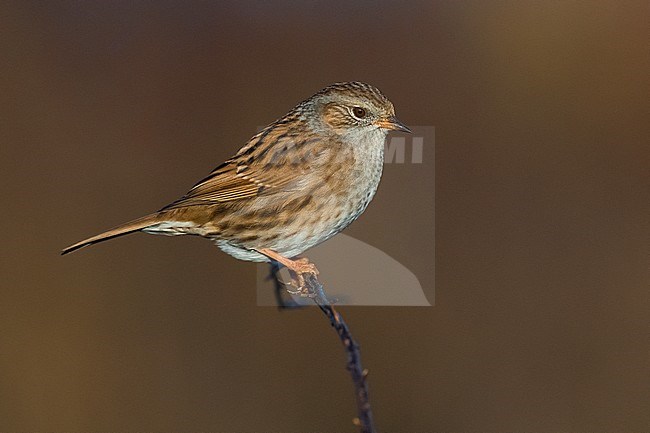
left=1, top=1, right=648, bottom=432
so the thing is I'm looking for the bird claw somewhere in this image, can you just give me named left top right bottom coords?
left=284, top=282, right=305, bottom=296
left=286, top=286, right=316, bottom=298
left=284, top=275, right=317, bottom=298
left=280, top=257, right=319, bottom=297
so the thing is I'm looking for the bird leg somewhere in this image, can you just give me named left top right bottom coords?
left=257, top=249, right=319, bottom=297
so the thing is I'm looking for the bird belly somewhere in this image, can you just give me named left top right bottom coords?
left=212, top=190, right=372, bottom=263
left=214, top=240, right=271, bottom=262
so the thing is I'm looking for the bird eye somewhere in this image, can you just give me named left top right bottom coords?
left=351, top=106, right=367, bottom=119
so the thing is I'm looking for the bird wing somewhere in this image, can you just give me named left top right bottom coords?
left=160, top=127, right=321, bottom=210
left=162, top=161, right=302, bottom=210
left=160, top=117, right=336, bottom=211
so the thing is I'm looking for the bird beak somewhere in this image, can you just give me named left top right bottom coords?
left=375, top=116, right=412, bottom=133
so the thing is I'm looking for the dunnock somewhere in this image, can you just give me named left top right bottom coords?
left=63, top=81, right=410, bottom=291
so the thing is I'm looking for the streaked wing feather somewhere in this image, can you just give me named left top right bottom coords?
left=161, top=118, right=313, bottom=210
left=161, top=160, right=302, bottom=210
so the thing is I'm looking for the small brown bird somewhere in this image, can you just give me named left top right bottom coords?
left=62, top=81, right=410, bottom=289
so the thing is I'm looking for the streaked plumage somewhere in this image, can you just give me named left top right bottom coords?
left=62, top=81, right=409, bottom=274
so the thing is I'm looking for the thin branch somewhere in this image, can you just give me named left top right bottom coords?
left=302, top=273, right=376, bottom=433
left=268, top=264, right=376, bottom=431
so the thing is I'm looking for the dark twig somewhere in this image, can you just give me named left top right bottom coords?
left=302, top=273, right=376, bottom=433
left=268, top=263, right=376, bottom=431
left=267, top=262, right=304, bottom=310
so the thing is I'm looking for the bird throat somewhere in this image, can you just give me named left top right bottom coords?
left=347, top=128, right=387, bottom=214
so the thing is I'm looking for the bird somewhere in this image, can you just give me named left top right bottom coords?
left=62, top=81, right=410, bottom=292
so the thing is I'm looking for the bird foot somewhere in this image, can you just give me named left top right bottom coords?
left=285, top=283, right=312, bottom=297
left=256, top=249, right=319, bottom=297
left=285, top=259, right=319, bottom=297
left=290, top=257, right=319, bottom=277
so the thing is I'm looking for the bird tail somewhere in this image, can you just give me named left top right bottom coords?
left=61, top=213, right=163, bottom=255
